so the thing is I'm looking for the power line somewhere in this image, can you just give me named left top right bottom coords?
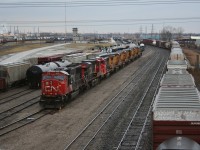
left=1, top=17, right=200, bottom=24
left=0, top=0, right=200, bottom=8
left=5, top=20, right=200, bottom=28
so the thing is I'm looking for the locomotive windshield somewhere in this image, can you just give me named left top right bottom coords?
left=42, top=75, right=65, bottom=81
left=42, top=75, right=51, bottom=80
left=53, top=75, right=65, bottom=81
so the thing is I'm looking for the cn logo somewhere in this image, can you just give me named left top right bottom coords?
left=45, top=86, right=59, bottom=92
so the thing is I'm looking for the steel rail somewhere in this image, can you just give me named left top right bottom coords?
left=0, top=109, right=52, bottom=137
left=64, top=49, right=159, bottom=150
left=0, top=96, right=40, bottom=121
left=82, top=54, right=162, bottom=150
left=0, top=88, right=31, bottom=101
left=0, top=89, right=35, bottom=105
left=116, top=57, right=165, bottom=150
left=135, top=57, right=168, bottom=149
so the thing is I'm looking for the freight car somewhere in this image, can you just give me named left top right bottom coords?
left=38, top=54, right=63, bottom=64
left=171, top=41, right=181, bottom=49
left=26, top=60, right=71, bottom=88
left=40, top=46, right=142, bottom=108
left=170, top=47, right=185, bottom=61
left=141, top=39, right=171, bottom=49
left=152, top=87, right=200, bottom=150
left=0, top=62, right=30, bottom=90
left=152, top=41, right=200, bottom=149
left=167, top=60, right=188, bottom=70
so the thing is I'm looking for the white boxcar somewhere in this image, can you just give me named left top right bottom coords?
left=0, top=62, right=30, bottom=88
left=153, top=87, right=200, bottom=121
left=167, top=60, right=188, bottom=69
left=170, top=48, right=185, bottom=61
left=160, top=74, right=195, bottom=87
left=166, top=69, right=189, bottom=74
left=171, top=41, right=181, bottom=49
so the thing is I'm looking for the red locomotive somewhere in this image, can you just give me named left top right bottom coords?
left=40, top=58, right=107, bottom=108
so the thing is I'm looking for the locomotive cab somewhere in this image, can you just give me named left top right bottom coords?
left=96, top=57, right=107, bottom=78
left=40, top=71, right=70, bottom=108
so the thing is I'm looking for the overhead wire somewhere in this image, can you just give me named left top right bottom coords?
left=0, top=0, right=200, bottom=8
left=1, top=0, right=199, bottom=31
left=1, top=17, right=200, bottom=24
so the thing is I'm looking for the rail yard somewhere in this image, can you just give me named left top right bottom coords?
left=0, top=39, right=200, bottom=150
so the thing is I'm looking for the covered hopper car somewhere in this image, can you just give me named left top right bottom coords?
left=0, top=62, right=30, bottom=90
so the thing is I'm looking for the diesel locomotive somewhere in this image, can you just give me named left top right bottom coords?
left=40, top=45, right=142, bottom=108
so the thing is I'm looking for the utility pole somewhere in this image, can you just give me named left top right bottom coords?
left=65, top=1, right=67, bottom=43
left=151, top=24, right=154, bottom=39
left=145, top=26, right=147, bottom=39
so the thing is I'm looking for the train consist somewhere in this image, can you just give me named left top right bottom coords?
left=39, top=44, right=142, bottom=108
left=141, top=39, right=171, bottom=49
left=152, top=42, right=200, bottom=149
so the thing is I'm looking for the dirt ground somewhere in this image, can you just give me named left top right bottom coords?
left=0, top=42, right=112, bottom=56
left=183, top=47, right=200, bottom=66
left=183, top=47, right=200, bottom=90
left=0, top=48, right=153, bottom=150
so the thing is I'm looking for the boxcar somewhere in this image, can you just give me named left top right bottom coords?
left=167, top=60, right=188, bottom=70
left=160, top=73, right=195, bottom=87
left=152, top=87, right=200, bottom=150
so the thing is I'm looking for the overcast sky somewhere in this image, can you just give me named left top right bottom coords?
left=0, top=0, right=200, bottom=34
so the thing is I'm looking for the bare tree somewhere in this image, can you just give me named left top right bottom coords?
left=160, top=26, right=175, bottom=41
left=175, top=27, right=184, bottom=39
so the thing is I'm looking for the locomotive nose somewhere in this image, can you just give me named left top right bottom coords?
left=42, top=80, right=61, bottom=96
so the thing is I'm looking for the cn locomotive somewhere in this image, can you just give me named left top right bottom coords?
left=40, top=45, right=142, bottom=108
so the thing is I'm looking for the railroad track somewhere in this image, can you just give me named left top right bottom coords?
left=63, top=48, right=162, bottom=150
left=0, top=89, right=35, bottom=105
left=116, top=56, right=167, bottom=150
left=0, top=109, right=53, bottom=137
left=0, top=96, right=40, bottom=121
